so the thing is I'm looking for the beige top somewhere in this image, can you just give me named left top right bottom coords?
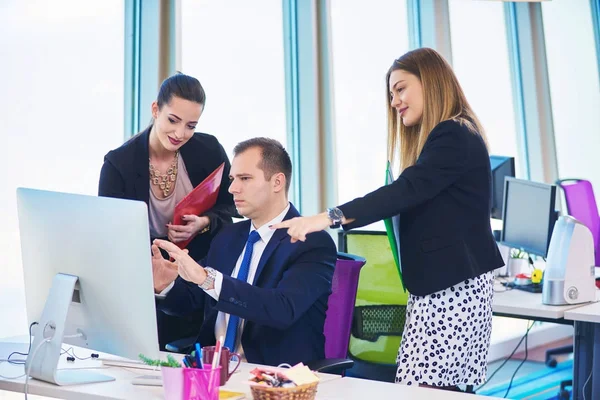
left=148, top=155, right=194, bottom=238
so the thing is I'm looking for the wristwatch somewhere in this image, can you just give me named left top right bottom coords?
left=199, top=267, right=217, bottom=290
left=326, top=207, right=345, bottom=229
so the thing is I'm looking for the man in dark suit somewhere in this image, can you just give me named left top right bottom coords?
left=153, top=138, right=336, bottom=366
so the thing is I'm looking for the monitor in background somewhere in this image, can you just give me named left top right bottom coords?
left=17, top=188, right=159, bottom=386
left=500, top=178, right=559, bottom=258
left=490, top=155, right=516, bottom=220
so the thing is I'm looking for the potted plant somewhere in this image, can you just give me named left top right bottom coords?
left=508, top=248, right=530, bottom=276
left=139, top=354, right=184, bottom=400
left=139, top=354, right=181, bottom=368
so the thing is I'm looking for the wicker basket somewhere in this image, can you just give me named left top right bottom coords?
left=250, top=381, right=318, bottom=400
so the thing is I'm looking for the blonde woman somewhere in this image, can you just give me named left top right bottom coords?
left=273, top=48, right=504, bottom=392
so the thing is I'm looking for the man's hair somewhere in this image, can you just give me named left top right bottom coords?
left=233, top=138, right=292, bottom=193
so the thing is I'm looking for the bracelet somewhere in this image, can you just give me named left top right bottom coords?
left=199, top=224, right=210, bottom=234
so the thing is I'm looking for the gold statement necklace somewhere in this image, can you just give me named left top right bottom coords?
left=149, top=152, right=179, bottom=197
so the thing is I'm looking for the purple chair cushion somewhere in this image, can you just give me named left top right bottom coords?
left=324, top=255, right=365, bottom=359
left=558, top=179, right=600, bottom=266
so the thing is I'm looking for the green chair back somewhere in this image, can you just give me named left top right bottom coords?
left=339, top=230, right=408, bottom=364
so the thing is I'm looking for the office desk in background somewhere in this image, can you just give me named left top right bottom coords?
left=492, top=284, right=591, bottom=323
left=493, top=286, right=600, bottom=400
left=564, top=301, right=600, bottom=400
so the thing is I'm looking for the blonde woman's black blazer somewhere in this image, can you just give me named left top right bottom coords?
left=339, top=120, right=504, bottom=296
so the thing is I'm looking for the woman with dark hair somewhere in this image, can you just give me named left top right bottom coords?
left=99, top=73, right=236, bottom=348
left=273, top=48, right=504, bottom=392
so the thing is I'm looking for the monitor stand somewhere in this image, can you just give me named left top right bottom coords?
left=25, top=273, right=115, bottom=386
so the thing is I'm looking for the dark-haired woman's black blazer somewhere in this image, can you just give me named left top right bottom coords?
left=339, top=120, right=504, bottom=296
left=98, top=126, right=236, bottom=261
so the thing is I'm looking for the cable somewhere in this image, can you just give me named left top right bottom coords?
left=477, top=321, right=535, bottom=391
left=61, top=347, right=95, bottom=361
left=2, top=323, right=96, bottom=395
left=6, top=322, right=38, bottom=365
left=582, top=371, right=593, bottom=400
left=503, top=321, right=532, bottom=398
left=24, top=337, right=51, bottom=400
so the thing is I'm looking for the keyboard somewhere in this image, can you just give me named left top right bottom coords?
left=502, top=281, right=543, bottom=293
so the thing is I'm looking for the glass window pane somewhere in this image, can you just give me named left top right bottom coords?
left=449, top=0, right=521, bottom=175
left=543, top=0, right=600, bottom=190
left=181, top=0, right=286, bottom=158
left=331, top=0, right=409, bottom=220
left=449, top=0, right=527, bottom=345
left=0, top=0, right=124, bottom=337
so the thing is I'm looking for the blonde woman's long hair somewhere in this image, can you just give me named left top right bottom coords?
left=386, top=48, right=488, bottom=173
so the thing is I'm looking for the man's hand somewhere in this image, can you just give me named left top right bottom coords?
left=154, top=239, right=208, bottom=286
left=166, top=215, right=210, bottom=243
left=151, top=244, right=179, bottom=293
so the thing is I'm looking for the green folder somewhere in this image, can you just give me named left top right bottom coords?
left=384, top=161, right=406, bottom=291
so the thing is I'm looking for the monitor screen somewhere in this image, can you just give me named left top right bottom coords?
left=490, top=155, right=515, bottom=219
left=500, top=178, right=558, bottom=257
left=17, top=188, right=160, bottom=362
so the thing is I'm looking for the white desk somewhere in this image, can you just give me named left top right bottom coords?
left=0, top=353, right=340, bottom=399
left=0, top=338, right=495, bottom=399
left=564, top=300, right=600, bottom=323
left=492, top=284, right=589, bottom=321
left=316, top=377, right=503, bottom=399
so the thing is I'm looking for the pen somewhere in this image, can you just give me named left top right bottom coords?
left=182, top=357, right=189, bottom=368
left=208, top=336, right=223, bottom=392
left=194, top=343, right=202, bottom=369
left=186, top=354, right=196, bottom=368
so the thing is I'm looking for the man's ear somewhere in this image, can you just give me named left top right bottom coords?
left=272, top=172, right=286, bottom=193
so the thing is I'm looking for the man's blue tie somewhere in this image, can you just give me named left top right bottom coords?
left=223, top=230, right=261, bottom=351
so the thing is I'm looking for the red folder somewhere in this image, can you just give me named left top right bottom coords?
left=172, top=162, right=225, bottom=249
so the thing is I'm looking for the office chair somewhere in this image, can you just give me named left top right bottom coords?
left=545, top=179, right=600, bottom=370
left=338, top=230, right=408, bottom=383
left=165, top=252, right=366, bottom=375
left=307, top=252, right=366, bottom=374
left=556, top=179, right=600, bottom=266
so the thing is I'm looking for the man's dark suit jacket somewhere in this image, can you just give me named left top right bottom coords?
left=161, top=204, right=337, bottom=366
left=98, top=126, right=236, bottom=261
left=339, top=119, right=505, bottom=296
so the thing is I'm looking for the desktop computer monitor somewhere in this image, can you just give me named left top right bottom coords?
left=490, top=155, right=515, bottom=220
left=16, top=188, right=160, bottom=385
left=500, top=178, right=558, bottom=258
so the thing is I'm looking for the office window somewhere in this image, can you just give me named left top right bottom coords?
left=330, top=0, right=409, bottom=219
left=449, top=0, right=528, bottom=346
left=542, top=0, right=600, bottom=191
left=0, top=0, right=124, bottom=338
left=448, top=0, right=521, bottom=175
left=180, top=0, right=286, bottom=158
